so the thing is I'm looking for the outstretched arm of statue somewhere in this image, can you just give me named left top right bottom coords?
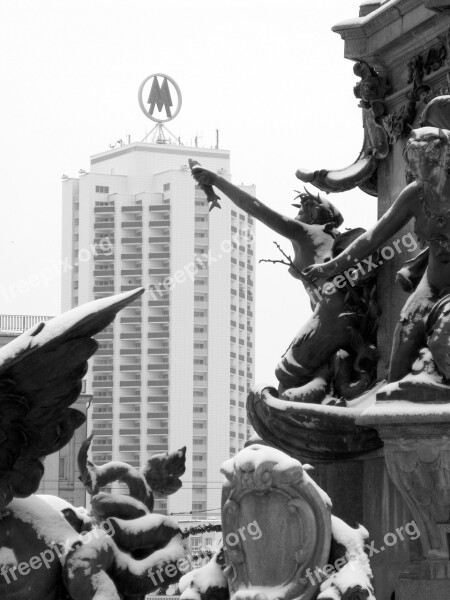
left=303, top=184, right=415, bottom=282
left=191, top=165, right=306, bottom=240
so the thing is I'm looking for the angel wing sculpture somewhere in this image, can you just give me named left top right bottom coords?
left=0, top=287, right=145, bottom=508
left=0, top=287, right=194, bottom=600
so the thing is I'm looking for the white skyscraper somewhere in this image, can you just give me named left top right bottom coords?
left=62, top=140, right=255, bottom=516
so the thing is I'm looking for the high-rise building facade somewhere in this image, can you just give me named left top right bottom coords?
left=62, top=141, right=255, bottom=516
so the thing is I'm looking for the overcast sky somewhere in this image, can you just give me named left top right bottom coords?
left=0, top=0, right=376, bottom=381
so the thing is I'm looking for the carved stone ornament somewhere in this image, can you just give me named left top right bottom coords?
left=381, top=37, right=449, bottom=145
left=221, top=445, right=332, bottom=600
left=384, top=437, right=450, bottom=564
left=381, top=100, right=417, bottom=146
left=353, top=61, right=390, bottom=117
left=247, top=386, right=382, bottom=463
left=296, top=61, right=389, bottom=196
left=357, top=405, right=450, bottom=586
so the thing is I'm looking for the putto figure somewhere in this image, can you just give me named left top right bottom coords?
left=304, top=95, right=450, bottom=385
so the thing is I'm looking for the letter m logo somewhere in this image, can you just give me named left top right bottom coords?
left=147, top=77, right=173, bottom=118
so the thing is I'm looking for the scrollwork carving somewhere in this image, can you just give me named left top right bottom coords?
left=221, top=445, right=332, bottom=600
left=384, top=437, right=450, bottom=559
left=382, top=37, right=449, bottom=144
left=353, top=61, right=390, bottom=117
left=220, top=446, right=375, bottom=600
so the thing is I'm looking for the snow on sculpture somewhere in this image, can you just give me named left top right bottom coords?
left=0, top=289, right=190, bottom=600
left=190, top=163, right=383, bottom=461
left=189, top=165, right=380, bottom=404
left=186, top=445, right=376, bottom=600
left=190, top=96, right=450, bottom=462
left=304, top=96, right=450, bottom=392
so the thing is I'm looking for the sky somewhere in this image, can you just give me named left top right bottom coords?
left=0, top=0, right=376, bottom=382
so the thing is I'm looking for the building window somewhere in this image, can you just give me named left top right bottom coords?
left=95, top=438, right=111, bottom=445
left=95, top=454, right=112, bottom=462
left=59, top=457, right=66, bottom=479
left=163, top=183, right=170, bottom=191
left=95, top=186, right=109, bottom=193
left=190, top=537, right=201, bottom=549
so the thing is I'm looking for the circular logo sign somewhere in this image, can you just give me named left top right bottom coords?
left=138, top=73, right=182, bottom=123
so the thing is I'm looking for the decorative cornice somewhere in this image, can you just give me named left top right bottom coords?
left=332, top=0, right=443, bottom=62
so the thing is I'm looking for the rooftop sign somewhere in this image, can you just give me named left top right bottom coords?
left=138, top=73, right=182, bottom=123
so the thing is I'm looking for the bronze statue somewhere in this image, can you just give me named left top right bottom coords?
left=190, top=165, right=379, bottom=404
left=304, top=96, right=450, bottom=384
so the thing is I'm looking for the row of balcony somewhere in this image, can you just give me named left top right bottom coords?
left=93, top=431, right=170, bottom=439
left=95, top=219, right=173, bottom=230
left=94, top=379, right=171, bottom=387
left=92, top=396, right=168, bottom=404
left=92, top=444, right=169, bottom=452
left=93, top=407, right=169, bottom=419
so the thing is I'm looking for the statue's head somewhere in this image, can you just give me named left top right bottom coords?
left=404, top=126, right=450, bottom=184
left=292, top=188, right=343, bottom=229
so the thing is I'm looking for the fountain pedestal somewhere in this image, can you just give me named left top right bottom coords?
left=358, top=400, right=450, bottom=599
